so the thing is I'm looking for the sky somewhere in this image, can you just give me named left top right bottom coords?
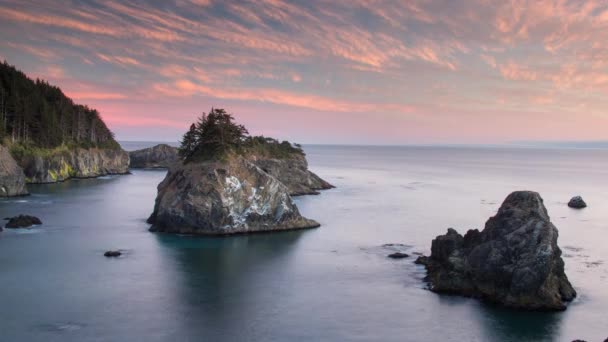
left=1, top=0, right=608, bottom=144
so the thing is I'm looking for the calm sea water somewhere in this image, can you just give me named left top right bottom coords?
left=0, top=143, right=606, bottom=342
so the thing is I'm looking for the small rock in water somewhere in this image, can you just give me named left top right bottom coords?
left=388, top=252, right=410, bottom=259
left=104, top=250, right=122, bottom=257
left=568, top=196, right=587, bottom=209
left=5, top=215, right=42, bottom=229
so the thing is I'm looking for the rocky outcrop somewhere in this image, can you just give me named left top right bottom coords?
left=568, top=196, right=587, bottom=209
left=15, top=148, right=129, bottom=183
left=250, top=155, right=333, bottom=196
left=416, top=191, right=576, bottom=311
left=5, top=215, right=42, bottom=228
left=148, top=155, right=320, bottom=235
left=0, top=145, right=28, bottom=196
left=129, top=144, right=178, bottom=169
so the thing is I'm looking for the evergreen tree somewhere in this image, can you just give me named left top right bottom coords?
left=178, top=123, right=198, bottom=159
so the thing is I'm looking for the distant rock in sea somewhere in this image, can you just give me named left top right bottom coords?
left=129, top=144, right=178, bottom=169
left=5, top=215, right=42, bottom=229
left=147, top=155, right=320, bottom=235
left=388, top=252, right=409, bottom=259
left=104, top=250, right=122, bottom=257
left=416, top=191, right=576, bottom=310
left=0, top=145, right=29, bottom=197
left=568, top=196, right=587, bottom=209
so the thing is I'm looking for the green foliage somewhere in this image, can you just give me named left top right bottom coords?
left=179, top=108, right=304, bottom=162
left=0, top=61, right=119, bottom=149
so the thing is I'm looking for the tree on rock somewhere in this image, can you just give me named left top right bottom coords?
left=179, top=108, right=248, bottom=162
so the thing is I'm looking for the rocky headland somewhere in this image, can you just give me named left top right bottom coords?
left=13, top=147, right=129, bottom=183
left=129, top=144, right=178, bottom=169
left=0, top=145, right=28, bottom=197
left=148, top=154, right=320, bottom=235
left=416, top=191, right=576, bottom=311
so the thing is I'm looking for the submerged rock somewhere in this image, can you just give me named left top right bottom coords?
left=14, top=148, right=129, bottom=184
left=0, top=145, right=29, bottom=197
left=417, top=191, right=576, bottom=310
left=251, top=155, right=334, bottom=196
left=147, top=155, right=320, bottom=235
left=129, top=144, right=178, bottom=169
left=5, top=215, right=42, bottom=229
left=104, top=250, right=122, bottom=257
left=568, top=196, right=587, bottom=209
left=388, top=252, right=410, bottom=259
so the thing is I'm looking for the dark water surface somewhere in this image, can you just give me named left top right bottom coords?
left=0, top=144, right=606, bottom=341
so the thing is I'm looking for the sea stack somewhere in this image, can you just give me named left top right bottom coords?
left=416, top=191, right=576, bottom=310
left=147, top=108, right=327, bottom=235
left=129, top=144, right=179, bottom=169
left=148, top=155, right=320, bottom=235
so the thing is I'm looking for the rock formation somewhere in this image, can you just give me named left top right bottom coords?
left=416, top=191, right=576, bottom=310
left=148, top=155, right=320, bottom=235
left=5, top=215, right=42, bottom=228
left=129, top=144, right=178, bottom=169
left=568, top=196, right=587, bottom=209
left=0, top=145, right=28, bottom=197
left=14, top=148, right=129, bottom=183
left=250, top=154, right=334, bottom=196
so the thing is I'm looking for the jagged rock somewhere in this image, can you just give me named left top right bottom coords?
left=5, top=215, right=42, bottom=229
left=14, top=148, right=130, bottom=183
left=0, top=145, right=28, bottom=197
left=388, top=252, right=409, bottom=259
left=104, top=250, right=122, bottom=257
left=251, top=155, right=334, bottom=196
left=417, top=191, right=576, bottom=310
left=568, top=196, right=587, bottom=209
left=129, top=144, right=179, bottom=169
left=148, top=155, right=320, bottom=235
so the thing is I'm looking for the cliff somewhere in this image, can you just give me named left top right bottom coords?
left=14, top=147, right=129, bottom=183
left=0, top=145, right=28, bottom=196
left=129, top=144, right=178, bottom=169
left=416, top=191, right=576, bottom=311
left=148, top=155, right=320, bottom=235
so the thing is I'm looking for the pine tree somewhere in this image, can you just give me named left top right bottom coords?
left=179, top=123, right=198, bottom=159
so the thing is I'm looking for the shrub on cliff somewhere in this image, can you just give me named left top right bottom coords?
left=179, top=108, right=303, bottom=162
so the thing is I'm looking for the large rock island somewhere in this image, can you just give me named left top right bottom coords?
left=148, top=155, right=320, bottom=235
left=148, top=108, right=328, bottom=235
left=129, top=144, right=178, bottom=169
left=416, top=191, right=576, bottom=310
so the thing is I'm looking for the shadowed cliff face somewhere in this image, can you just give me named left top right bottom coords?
left=129, top=144, right=178, bottom=169
left=15, top=148, right=130, bottom=184
left=148, top=155, right=320, bottom=235
left=0, top=145, right=28, bottom=197
left=249, top=154, right=334, bottom=196
left=417, top=191, right=576, bottom=311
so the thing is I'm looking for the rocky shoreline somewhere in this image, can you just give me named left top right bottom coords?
left=14, top=148, right=129, bottom=184
left=0, top=145, right=29, bottom=197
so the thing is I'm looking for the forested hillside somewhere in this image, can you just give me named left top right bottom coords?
left=0, top=61, right=119, bottom=149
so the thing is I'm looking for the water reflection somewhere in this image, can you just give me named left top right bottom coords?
left=152, top=231, right=308, bottom=340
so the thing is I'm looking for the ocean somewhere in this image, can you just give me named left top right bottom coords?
left=0, top=143, right=606, bottom=341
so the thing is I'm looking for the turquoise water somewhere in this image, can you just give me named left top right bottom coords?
left=0, top=144, right=606, bottom=341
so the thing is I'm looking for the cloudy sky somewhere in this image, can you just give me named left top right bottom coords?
left=1, top=0, right=607, bottom=144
